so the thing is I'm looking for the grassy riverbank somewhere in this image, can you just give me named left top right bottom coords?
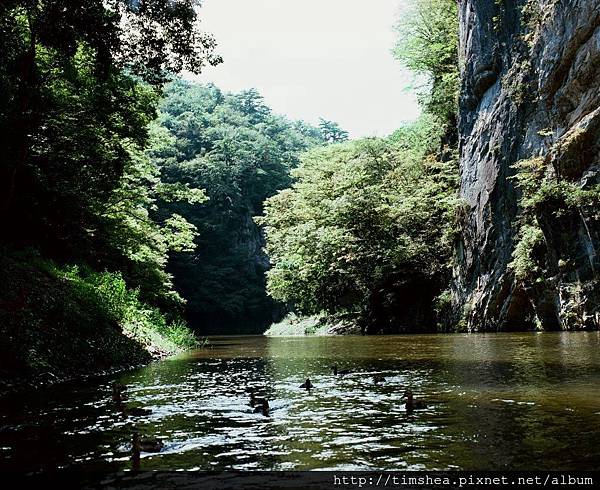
left=0, top=250, right=198, bottom=394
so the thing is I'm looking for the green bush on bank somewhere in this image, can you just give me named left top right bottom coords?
left=54, top=265, right=198, bottom=352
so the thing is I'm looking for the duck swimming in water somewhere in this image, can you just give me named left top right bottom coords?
left=249, top=391, right=268, bottom=408
left=111, top=382, right=151, bottom=416
left=132, top=432, right=164, bottom=454
left=253, top=398, right=270, bottom=416
left=299, top=378, right=314, bottom=389
left=402, top=390, right=427, bottom=412
left=112, top=382, right=128, bottom=403
left=332, top=365, right=351, bottom=375
left=372, top=374, right=386, bottom=384
left=113, top=382, right=127, bottom=392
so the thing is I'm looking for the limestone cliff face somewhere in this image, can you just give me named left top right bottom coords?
left=455, top=0, right=600, bottom=330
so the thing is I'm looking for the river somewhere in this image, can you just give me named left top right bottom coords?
left=1, top=332, right=599, bottom=472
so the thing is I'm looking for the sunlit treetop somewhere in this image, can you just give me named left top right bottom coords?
left=1, top=0, right=222, bottom=85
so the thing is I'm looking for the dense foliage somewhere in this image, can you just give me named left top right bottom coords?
left=260, top=117, right=459, bottom=333
left=318, top=118, right=349, bottom=144
left=148, top=82, right=326, bottom=333
left=0, top=1, right=222, bottom=309
left=0, top=1, right=221, bottom=368
left=1, top=0, right=465, bottom=346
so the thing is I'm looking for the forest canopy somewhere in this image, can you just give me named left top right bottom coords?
left=260, top=117, right=458, bottom=333
left=148, top=81, right=328, bottom=333
left=1, top=0, right=464, bottom=348
left=0, top=0, right=221, bottom=308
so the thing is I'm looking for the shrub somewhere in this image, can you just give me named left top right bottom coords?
left=55, top=265, right=198, bottom=352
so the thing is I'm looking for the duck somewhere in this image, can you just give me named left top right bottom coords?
left=113, top=382, right=128, bottom=393
left=372, top=374, right=386, bottom=384
left=112, top=383, right=128, bottom=403
left=402, top=390, right=427, bottom=412
left=253, top=398, right=270, bottom=416
left=332, top=365, right=351, bottom=376
left=132, top=432, right=164, bottom=454
left=112, top=391, right=127, bottom=404
left=299, top=378, right=314, bottom=390
left=249, top=391, right=268, bottom=408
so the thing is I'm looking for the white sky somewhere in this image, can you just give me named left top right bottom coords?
left=192, top=0, right=420, bottom=139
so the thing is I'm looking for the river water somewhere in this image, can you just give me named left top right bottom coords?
left=1, top=332, right=600, bottom=472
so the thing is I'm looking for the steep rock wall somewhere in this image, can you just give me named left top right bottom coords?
left=455, top=0, right=600, bottom=330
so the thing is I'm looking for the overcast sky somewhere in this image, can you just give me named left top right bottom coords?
left=192, top=0, right=420, bottom=139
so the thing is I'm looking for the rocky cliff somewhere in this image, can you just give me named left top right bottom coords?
left=454, top=0, right=600, bottom=330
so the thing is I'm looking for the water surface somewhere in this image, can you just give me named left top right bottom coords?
left=1, top=332, right=600, bottom=472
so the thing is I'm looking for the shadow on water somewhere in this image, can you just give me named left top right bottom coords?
left=1, top=331, right=599, bottom=471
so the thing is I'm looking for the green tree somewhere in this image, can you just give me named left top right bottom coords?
left=393, top=0, right=459, bottom=125
left=318, top=118, right=349, bottom=143
left=260, top=116, right=458, bottom=333
left=0, top=0, right=219, bottom=306
left=100, top=134, right=208, bottom=306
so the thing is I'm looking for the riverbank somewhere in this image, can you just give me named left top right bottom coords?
left=0, top=251, right=198, bottom=396
left=264, top=313, right=362, bottom=336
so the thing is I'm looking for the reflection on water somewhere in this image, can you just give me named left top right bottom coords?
left=1, top=332, right=600, bottom=471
